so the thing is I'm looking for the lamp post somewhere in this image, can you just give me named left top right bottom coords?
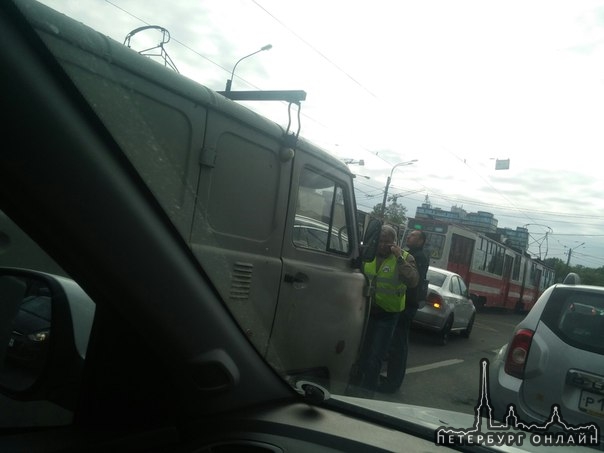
left=380, top=160, right=417, bottom=218
left=225, top=44, right=272, bottom=92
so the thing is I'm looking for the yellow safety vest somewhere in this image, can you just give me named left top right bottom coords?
left=364, top=252, right=409, bottom=312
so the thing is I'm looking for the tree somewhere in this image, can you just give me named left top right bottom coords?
left=544, top=258, right=567, bottom=283
left=544, top=257, right=604, bottom=286
left=370, top=200, right=407, bottom=227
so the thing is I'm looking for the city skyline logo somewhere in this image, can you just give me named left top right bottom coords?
left=434, top=359, right=600, bottom=448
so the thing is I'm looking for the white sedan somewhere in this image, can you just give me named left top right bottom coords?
left=412, top=266, right=476, bottom=345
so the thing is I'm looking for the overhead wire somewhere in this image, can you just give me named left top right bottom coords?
left=249, top=0, right=378, bottom=99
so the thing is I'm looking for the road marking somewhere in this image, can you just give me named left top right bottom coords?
left=474, top=322, right=498, bottom=332
left=407, top=358, right=464, bottom=374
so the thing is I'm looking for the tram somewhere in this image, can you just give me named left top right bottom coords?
left=403, top=218, right=554, bottom=312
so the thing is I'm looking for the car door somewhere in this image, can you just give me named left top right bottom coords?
left=456, top=276, right=474, bottom=325
left=268, top=145, right=367, bottom=392
left=450, top=275, right=471, bottom=328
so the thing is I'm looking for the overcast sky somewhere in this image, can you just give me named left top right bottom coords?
left=38, top=0, right=604, bottom=267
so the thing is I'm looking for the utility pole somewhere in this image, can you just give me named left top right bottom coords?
left=566, top=242, right=585, bottom=266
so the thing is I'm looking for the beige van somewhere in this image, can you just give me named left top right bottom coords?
left=0, top=0, right=380, bottom=394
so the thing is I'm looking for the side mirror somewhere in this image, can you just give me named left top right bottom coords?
left=0, top=268, right=95, bottom=409
left=360, top=218, right=382, bottom=263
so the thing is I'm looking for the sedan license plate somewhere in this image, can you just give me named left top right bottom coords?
left=579, top=390, right=604, bottom=417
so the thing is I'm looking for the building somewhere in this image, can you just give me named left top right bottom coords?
left=415, top=197, right=498, bottom=234
left=497, top=226, right=529, bottom=252
left=414, top=196, right=528, bottom=251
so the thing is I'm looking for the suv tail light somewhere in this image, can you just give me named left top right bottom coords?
left=427, top=291, right=443, bottom=309
left=504, top=328, right=534, bottom=379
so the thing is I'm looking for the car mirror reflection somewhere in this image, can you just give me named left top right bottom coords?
left=0, top=274, right=51, bottom=392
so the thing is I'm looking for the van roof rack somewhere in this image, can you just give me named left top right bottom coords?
left=217, top=90, right=307, bottom=147
left=217, top=90, right=306, bottom=104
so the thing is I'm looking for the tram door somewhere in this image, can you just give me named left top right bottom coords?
left=448, top=234, right=474, bottom=284
left=502, top=254, right=514, bottom=309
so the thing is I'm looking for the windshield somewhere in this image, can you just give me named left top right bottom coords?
left=6, top=0, right=604, bottom=450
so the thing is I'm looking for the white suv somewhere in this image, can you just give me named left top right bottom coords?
left=489, top=273, right=604, bottom=444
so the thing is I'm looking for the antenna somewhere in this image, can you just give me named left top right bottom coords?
left=124, top=25, right=179, bottom=73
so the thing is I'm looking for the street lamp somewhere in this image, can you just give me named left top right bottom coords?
left=225, top=44, right=272, bottom=92
left=381, top=160, right=418, bottom=218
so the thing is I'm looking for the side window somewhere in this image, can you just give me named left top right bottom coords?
left=512, top=255, right=522, bottom=281
left=293, top=168, right=351, bottom=255
left=426, top=233, right=445, bottom=260
left=458, top=278, right=468, bottom=297
left=208, top=133, right=280, bottom=240
left=450, top=276, right=462, bottom=296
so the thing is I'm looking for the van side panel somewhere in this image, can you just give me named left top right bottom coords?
left=41, top=33, right=203, bottom=240
left=36, top=11, right=367, bottom=387
left=190, top=112, right=291, bottom=356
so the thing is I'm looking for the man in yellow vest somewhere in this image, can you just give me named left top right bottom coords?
left=352, top=224, right=419, bottom=397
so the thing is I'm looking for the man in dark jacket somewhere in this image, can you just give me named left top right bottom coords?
left=379, top=229, right=429, bottom=393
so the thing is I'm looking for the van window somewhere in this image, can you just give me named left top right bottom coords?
left=208, top=133, right=280, bottom=240
left=293, top=168, right=350, bottom=254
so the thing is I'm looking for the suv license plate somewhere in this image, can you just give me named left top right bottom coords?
left=579, top=390, right=604, bottom=417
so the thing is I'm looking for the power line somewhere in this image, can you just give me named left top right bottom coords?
left=392, top=183, right=604, bottom=222
left=104, top=0, right=231, bottom=73
left=249, top=0, right=378, bottom=99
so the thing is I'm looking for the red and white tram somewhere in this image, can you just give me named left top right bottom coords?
left=403, top=218, right=554, bottom=312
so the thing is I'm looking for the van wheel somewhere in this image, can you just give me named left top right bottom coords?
left=439, top=316, right=453, bottom=345
left=461, top=313, right=475, bottom=339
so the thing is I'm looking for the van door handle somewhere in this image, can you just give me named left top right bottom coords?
left=284, top=273, right=308, bottom=288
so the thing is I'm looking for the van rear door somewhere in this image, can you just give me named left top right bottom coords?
left=268, top=146, right=367, bottom=392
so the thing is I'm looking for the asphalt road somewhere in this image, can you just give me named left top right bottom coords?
left=377, top=309, right=526, bottom=415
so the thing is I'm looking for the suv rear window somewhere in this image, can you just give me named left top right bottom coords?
left=542, top=286, right=604, bottom=355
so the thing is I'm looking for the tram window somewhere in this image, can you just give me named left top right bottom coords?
left=512, top=255, right=521, bottom=280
